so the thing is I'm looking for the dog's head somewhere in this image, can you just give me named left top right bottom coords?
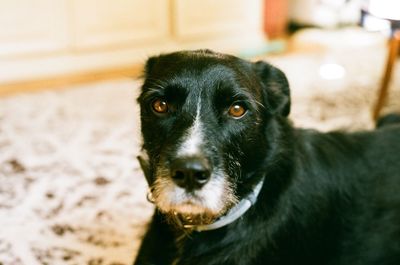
left=138, top=50, right=290, bottom=225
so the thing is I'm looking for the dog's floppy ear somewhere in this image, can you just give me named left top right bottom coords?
left=143, top=56, right=159, bottom=76
left=252, top=61, right=291, bottom=117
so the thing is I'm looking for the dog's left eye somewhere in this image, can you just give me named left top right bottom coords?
left=228, top=103, right=247, bottom=118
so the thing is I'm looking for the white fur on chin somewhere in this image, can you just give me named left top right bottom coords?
left=152, top=170, right=237, bottom=216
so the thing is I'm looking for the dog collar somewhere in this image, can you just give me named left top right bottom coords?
left=176, top=177, right=265, bottom=232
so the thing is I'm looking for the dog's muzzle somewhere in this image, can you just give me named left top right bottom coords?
left=138, top=153, right=266, bottom=232
left=170, top=157, right=211, bottom=191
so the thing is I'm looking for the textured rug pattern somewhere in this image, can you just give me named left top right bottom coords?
left=0, top=81, right=153, bottom=265
left=0, top=52, right=399, bottom=264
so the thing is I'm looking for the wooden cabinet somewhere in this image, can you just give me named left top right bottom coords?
left=0, top=0, right=68, bottom=57
left=71, top=0, right=169, bottom=49
left=0, top=0, right=265, bottom=85
left=174, top=0, right=262, bottom=39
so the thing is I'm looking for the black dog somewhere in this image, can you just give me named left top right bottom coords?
left=134, top=50, right=400, bottom=265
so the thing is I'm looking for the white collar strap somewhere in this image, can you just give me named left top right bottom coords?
left=176, top=177, right=265, bottom=232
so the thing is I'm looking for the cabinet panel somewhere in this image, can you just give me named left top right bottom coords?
left=173, top=0, right=262, bottom=39
left=0, top=0, right=68, bottom=57
left=71, top=0, right=169, bottom=49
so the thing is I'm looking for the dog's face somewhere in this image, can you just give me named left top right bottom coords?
left=138, top=50, right=290, bottom=225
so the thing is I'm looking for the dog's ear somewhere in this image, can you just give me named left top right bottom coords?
left=252, top=61, right=291, bottom=117
left=143, top=56, right=159, bottom=76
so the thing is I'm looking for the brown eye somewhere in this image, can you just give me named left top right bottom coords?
left=228, top=104, right=246, bottom=118
left=152, top=99, right=168, bottom=114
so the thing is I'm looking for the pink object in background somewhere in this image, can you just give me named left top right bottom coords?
left=263, top=0, right=289, bottom=38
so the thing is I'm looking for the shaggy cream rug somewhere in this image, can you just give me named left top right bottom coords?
left=0, top=49, right=399, bottom=265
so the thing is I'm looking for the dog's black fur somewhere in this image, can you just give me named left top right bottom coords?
left=134, top=50, right=400, bottom=265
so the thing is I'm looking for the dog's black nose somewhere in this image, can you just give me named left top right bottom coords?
left=170, top=158, right=211, bottom=190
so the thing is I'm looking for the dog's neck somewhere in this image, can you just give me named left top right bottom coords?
left=173, top=177, right=265, bottom=232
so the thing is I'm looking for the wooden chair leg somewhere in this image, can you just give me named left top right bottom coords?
left=372, top=31, right=400, bottom=121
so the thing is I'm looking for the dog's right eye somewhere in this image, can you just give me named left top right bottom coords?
left=151, top=99, right=168, bottom=114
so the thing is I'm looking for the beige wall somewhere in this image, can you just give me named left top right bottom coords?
left=0, top=0, right=266, bottom=85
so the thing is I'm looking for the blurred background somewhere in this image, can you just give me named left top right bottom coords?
left=0, top=0, right=397, bottom=92
left=0, top=1, right=399, bottom=265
